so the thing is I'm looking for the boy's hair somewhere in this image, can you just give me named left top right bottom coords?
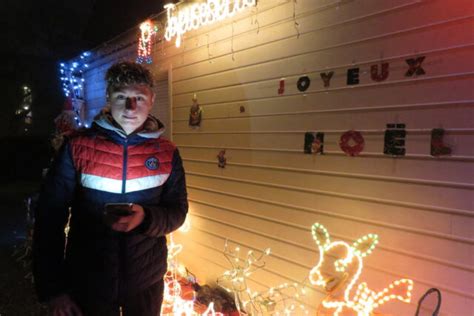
left=105, top=61, right=154, bottom=96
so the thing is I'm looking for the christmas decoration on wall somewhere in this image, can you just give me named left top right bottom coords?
left=309, top=222, right=414, bottom=316
left=137, top=20, right=158, bottom=64
left=384, top=123, right=406, bottom=156
left=278, top=78, right=285, bottom=95
left=346, top=68, right=360, bottom=85
left=405, top=56, right=426, bottom=77
left=320, top=71, right=334, bottom=88
left=292, top=55, right=429, bottom=90
left=217, top=150, right=227, bottom=168
left=189, top=94, right=203, bottom=127
left=297, top=76, right=311, bottom=92
left=339, top=130, right=365, bottom=157
left=430, top=128, right=451, bottom=157
left=304, top=132, right=324, bottom=154
left=164, top=0, right=257, bottom=47
left=217, top=241, right=308, bottom=315
left=370, top=62, right=389, bottom=82
left=415, top=288, right=442, bottom=316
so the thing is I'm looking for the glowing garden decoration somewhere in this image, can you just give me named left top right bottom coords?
left=162, top=230, right=222, bottom=315
left=217, top=241, right=308, bottom=315
left=137, top=20, right=158, bottom=64
left=164, top=0, right=257, bottom=47
left=309, top=223, right=413, bottom=316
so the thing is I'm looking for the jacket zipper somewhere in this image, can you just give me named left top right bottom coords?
left=122, top=139, right=128, bottom=194
left=118, top=138, right=128, bottom=313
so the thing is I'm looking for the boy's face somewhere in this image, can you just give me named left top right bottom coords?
left=109, top=84, right=155, bottom=135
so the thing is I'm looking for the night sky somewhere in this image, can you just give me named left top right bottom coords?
left=1, top=0, right=170, bottom=137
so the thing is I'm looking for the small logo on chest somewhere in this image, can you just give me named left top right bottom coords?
left=145, top=157, right=159, bottom=170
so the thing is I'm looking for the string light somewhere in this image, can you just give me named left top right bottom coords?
left=178, top=217, right=191, bottom=233
left=162, top=229, right=222, bottom=315
left=309, top=223, right=414, bottom=316
left=137, top=20, right=157, bottom=64
left=164, top=0, right=257, bottom=47
left=58, top=51, right=91, bottom=128
left=59, top=51, right=91, bottom=99
left=217, top=241, right=307, bottom=315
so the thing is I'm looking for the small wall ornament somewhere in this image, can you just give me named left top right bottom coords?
left=297, top=75, right=311, bottom=92
left=339, top=130, right=365, bottom=157
left=217, top=150, right=227, bottom=168
left=278, top=78, right=285, bottom=95
left=384, top=123, right=406, bottom=156
left=304, top=132, right=324, bottom=154
left=189, top=93, right=203, bottom=127
left=370, top=62, right=389, bottom=82
left=430, top=128, right=451, bottom=157
left=405, top=56, right=426, bottom=77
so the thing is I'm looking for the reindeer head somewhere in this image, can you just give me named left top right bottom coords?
left=309, top=223, right=379, bottom=294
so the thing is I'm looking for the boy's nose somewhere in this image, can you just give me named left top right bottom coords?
left=125, top=97, right=137, bottom=110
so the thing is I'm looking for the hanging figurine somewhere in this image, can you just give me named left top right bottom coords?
left=304, top=132, right=324, bottom=155
left=189, top=93, right=202, bottom=127
left=217, top=150, right=227, bottom=168
left=431, top=128, right=451, bottom=156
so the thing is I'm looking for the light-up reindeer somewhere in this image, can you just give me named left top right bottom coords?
left=309, top=223, right=413, bottom=316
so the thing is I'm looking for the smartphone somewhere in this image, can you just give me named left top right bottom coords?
left=104, top=203, right=134, bottom=216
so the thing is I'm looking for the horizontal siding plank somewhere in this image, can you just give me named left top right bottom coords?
left=173, top=104, right=474, bottom=134
left=184, top=159, right=473, bottom=210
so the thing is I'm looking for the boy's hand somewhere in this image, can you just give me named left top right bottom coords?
left=104, top=203, right=145, bottom=232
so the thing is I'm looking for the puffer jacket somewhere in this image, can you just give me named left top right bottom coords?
left=33, top=113, right=188, bottom=305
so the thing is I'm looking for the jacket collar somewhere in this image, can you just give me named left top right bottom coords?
left=93, top=107, right=165, bottom=139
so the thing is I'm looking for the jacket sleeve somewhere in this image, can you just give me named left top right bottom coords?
left=141, top=148, right=188, bottom=237
left=33, top=142, right=77, bottom=302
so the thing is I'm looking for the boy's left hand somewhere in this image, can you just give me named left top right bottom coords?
left=104, top=203, right=145, bottom=232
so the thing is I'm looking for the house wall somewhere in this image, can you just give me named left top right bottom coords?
left=81, top=0, right=474, bottom=314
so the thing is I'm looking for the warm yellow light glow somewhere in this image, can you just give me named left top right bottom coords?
left=164, top=0, right=257, bottom=47
left=179, top=217, right=191, bottom=233
left=162, top=233, right=220, bottom=315
left=309, top=223, right=414, bottom=316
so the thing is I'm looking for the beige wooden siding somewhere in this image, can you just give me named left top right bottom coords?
left=81, top=0, right=474, bottom=314
left=165, top=0, right=474, bottom=314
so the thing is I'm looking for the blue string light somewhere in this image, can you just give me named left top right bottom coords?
left=58, top=51, right=92, bottom=98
